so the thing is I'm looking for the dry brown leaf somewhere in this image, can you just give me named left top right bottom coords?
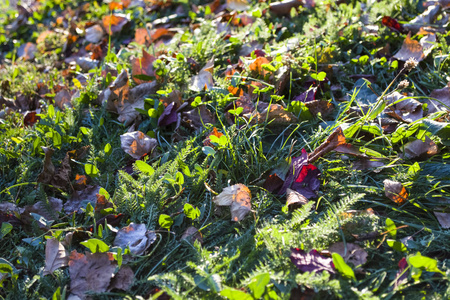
left=213, top=184, right=252, bottom=222
left=226, top=0, right=249, bottom=11
left=135, top=28, right=151, bottom=45
left=249, top=56, right=271, bottom=76
left=426, top=85, right=450, bottom=114
left=23, top=197, right=62, bottom=221
left=120, top=131, right=158, bottom=160
left=286, top=188, right=308, bottom=211
left=304, top=100, right=334, bottom=117
left=43, top=238, right=69, bottom=276
left=54, top=89, right=72, bottom=110
left=244, top=102, right=298, bottom=126
left=18, top=42, right=37, bottom=61
left=102, top=14, right=129, bottom=35
left=352, top=159, right=386, bottom=170
left=113, top=223, right=157, bottom=255
left=403, top=5, right=447, bottom=33
left=85, top=25, right=104, bottom=44
left=403, top=136, right=438, bottom=159
left=37, top=147, right=56, bottom=184
left=108, top=266, right=134, bottom=291
left=64, top=185, right=101, bottom=214
left=434, top=212, right=450, bottom=229
left=269, top=0, right=303, bottom=16
left=190, top=59, right=214, bottom=92
left=68, top=251, right=116, bottom=299
left=131, top=49, right=156, bottom=85
left=101, top=70, right=130, bottom=113
left=37, top=148, right=72, bottom=191
left=328, top=242, right=368, bottom=267
left=384, top=179, right=408, bottom=205
left=384, top=92, right=423, bottom=123
left=334, top=144, right=369, bottom=158
left=181, top=105, right=216, bottom=130
left=181, top=226, right=203, bottom=244
left=393, top=32, right=425, bottom=62
left=309, top=127, right=346, bottom=163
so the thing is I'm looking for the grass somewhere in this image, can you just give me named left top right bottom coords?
left=1, top=0, right=450, bottom=299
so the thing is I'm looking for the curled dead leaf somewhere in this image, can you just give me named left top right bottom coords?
left=213, top=184, right=252, bottom=222
left=383, top=179, right=408, bottom=205
left=181, top=105, right=216, bottom=130
left=181, top=226, right=203, bottom=244
left=108, top=266, right=134, bottom=291
left=120, top=131, right=158, bottom=160
left=434, top=212, right=450, bottom=229
left=18, top=42, right=37, bottom=61
left=393, top=32, right=425, bottom=62
left=328, top=242, right=368, bottom=268
left=113, top=223, right=157, bottom=255
left=286, top=188, right=308, bottom=211
left=244, top=102, right=298, bottom=127
left=102, top=14, right=129, bottom=35
left=309, top=126, right=346, bottom=163
left=85, top=25, right=104, bottom=43
left=426, top=85, right=450, bottom=114
left=131, top=49, right=156, bottom=85
left=64, top=185, right=101, bottom=214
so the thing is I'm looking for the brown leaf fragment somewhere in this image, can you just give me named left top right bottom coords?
left=249, top=56, right=271, bottom=76
left=181, top=226, right=203, bottom=244
left=102, top=14, right=129, bottom=35
left=43, top=238, right=69, bottom=276
left=434, top=212, right=450, bottom=229
left=269, top=0, right=303, bottom=17
left=426, top=85, right=450, bottom=114
left=286, top=188, right=308, bottom=211
left=181, top=105, right=216, bottom=130
left=244, top=103, right=298, bottom=126
left=131, top=49, right=156, bottom=85
left=120, top=131, right=158, bottom=159
left=304, top=100, right=334, bottom=117
left=68, top=251, right=116, bottom=300
left=393, top=32, right=425, bottom=62
left=334, top=144, right=369, bottom=158
left=64, top=185, right=101, bottom=214
left=328, top=242, right=368, bottom=268
left=213, top=184, right=252, bottom=221
left=113, top=223, right=157, bottom=255
left=402, top=136, right=438, bottom=160
left=352, top=159, right=386, bottom=170
left=384, top=179, right=408, bottom=205
left=190, top=59, right=214, bottom=92
left=384, top=92, right=423, bottom=123
left=23, top=197, right=63, bottom=221
left=309, top=127, right=346, bottom=163
left=108, top=266, right=134, bottom=291
left=54, top=89, right=72, bottom=110
left=85, top=25, right=104, bottom=44
left=101, top=70, right=130, bottom=114
left=18, top=42, right=37, bottom=61
left=37, top=147, right=56, bottom=184
left=226, top=0, right=250, bottom=11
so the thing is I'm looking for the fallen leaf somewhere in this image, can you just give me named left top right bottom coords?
left=384, top=92, right=423, bottom=123
left=131, top=49, right=156, bottom=84
left=434, top=212, right=450, bottom=229
left=85, top=25, right=104, bottom=44
left=74, top=174, right=88, bottom=189
left=248, top=56, right=271, bottom=76
left=43, top=238, right=69, bottom=276
left=293, top=87, right=317, bottom=103
left=158, top=102, right=178, bottom=127
left=403, top=136, right=438, bottom=159
left=23, top=111, right=40, bottom=127
left=135, top=28, right=151, bottom=45
left=37, top=147, right=55, bottom=184
left=290, top=248, right=335, bottom=274
left=382, top=16, right=406, bottom=33
left=304, top=100, right=334, bottom=117
left=394, top=257, right=409, bottom=288
left=203, top=127, right=224, bottom=147
left=262, top=173, right=284, bottom=194
left=244, top=102, right=298, bottom=126
left=286, top=188, right=308, bottom=211
left=279, top=149, right=320, bottom=198
left=226, top=0, right=250, bottom=11
left=37, top=148, right=72, bottom=191
left=113, top=223, right=157, bottom=255
left=95, top=194, right=113, bottom=213
left=101, top=70, right=130, bottom=114
left=54, top=89, right=72, bottom=110
left=403, top=5, right=447, bottom=33
left=64, top=185, right=101, bottom=214
left=23, top=197, right=63, bottom=221
left=120, top=131, right=158, bottom=159
left=181, top=226, right=203, bottom=244
left=108, top=266, right=134, bottom=291
left=426, top=85, right=450, bottom=114
left=213, top=184, right=252, bottom=221
left=328, top=242, right=368, bottom=268
left=190, top=59, right=214, bottom=92
left=17, top=42, right=37, bottom=61
left=384, top=179, right=408, bottom=205
left=334, top=144, right=369, bottom=158
left=270, top=0, right=303, bottom=17
left=181, top=105, right=216, bottom=130
left=102, top=14, right=129, bottom=35
left=309, top=127, right=346, bottom=163
left=352, top=159, right=386, bottom=170
left=68, top=250, right=116, bottom=299
left=393, top=32, right=425, bottom=62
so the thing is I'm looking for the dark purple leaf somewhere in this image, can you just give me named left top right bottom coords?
left=158, top=102, right=178, bottom=127
left=395, top=257, right=408, bottom=288
left=290, top=248, right=335, bottom=274
left=279, top=149, right=320, bottom=198
left=293, top=87, right=317, bottom=103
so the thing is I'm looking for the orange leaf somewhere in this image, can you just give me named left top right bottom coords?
left=131, top=49, right=157, bottom=84
left=393, top=32, right=424, bottom=62
left=213, top=184, right=252, bottom=222
left=384, top=179, right=408, bottom=205
left=249, top=56, right=271, bottom=76
left=102, top=15, right=128, bottom=35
